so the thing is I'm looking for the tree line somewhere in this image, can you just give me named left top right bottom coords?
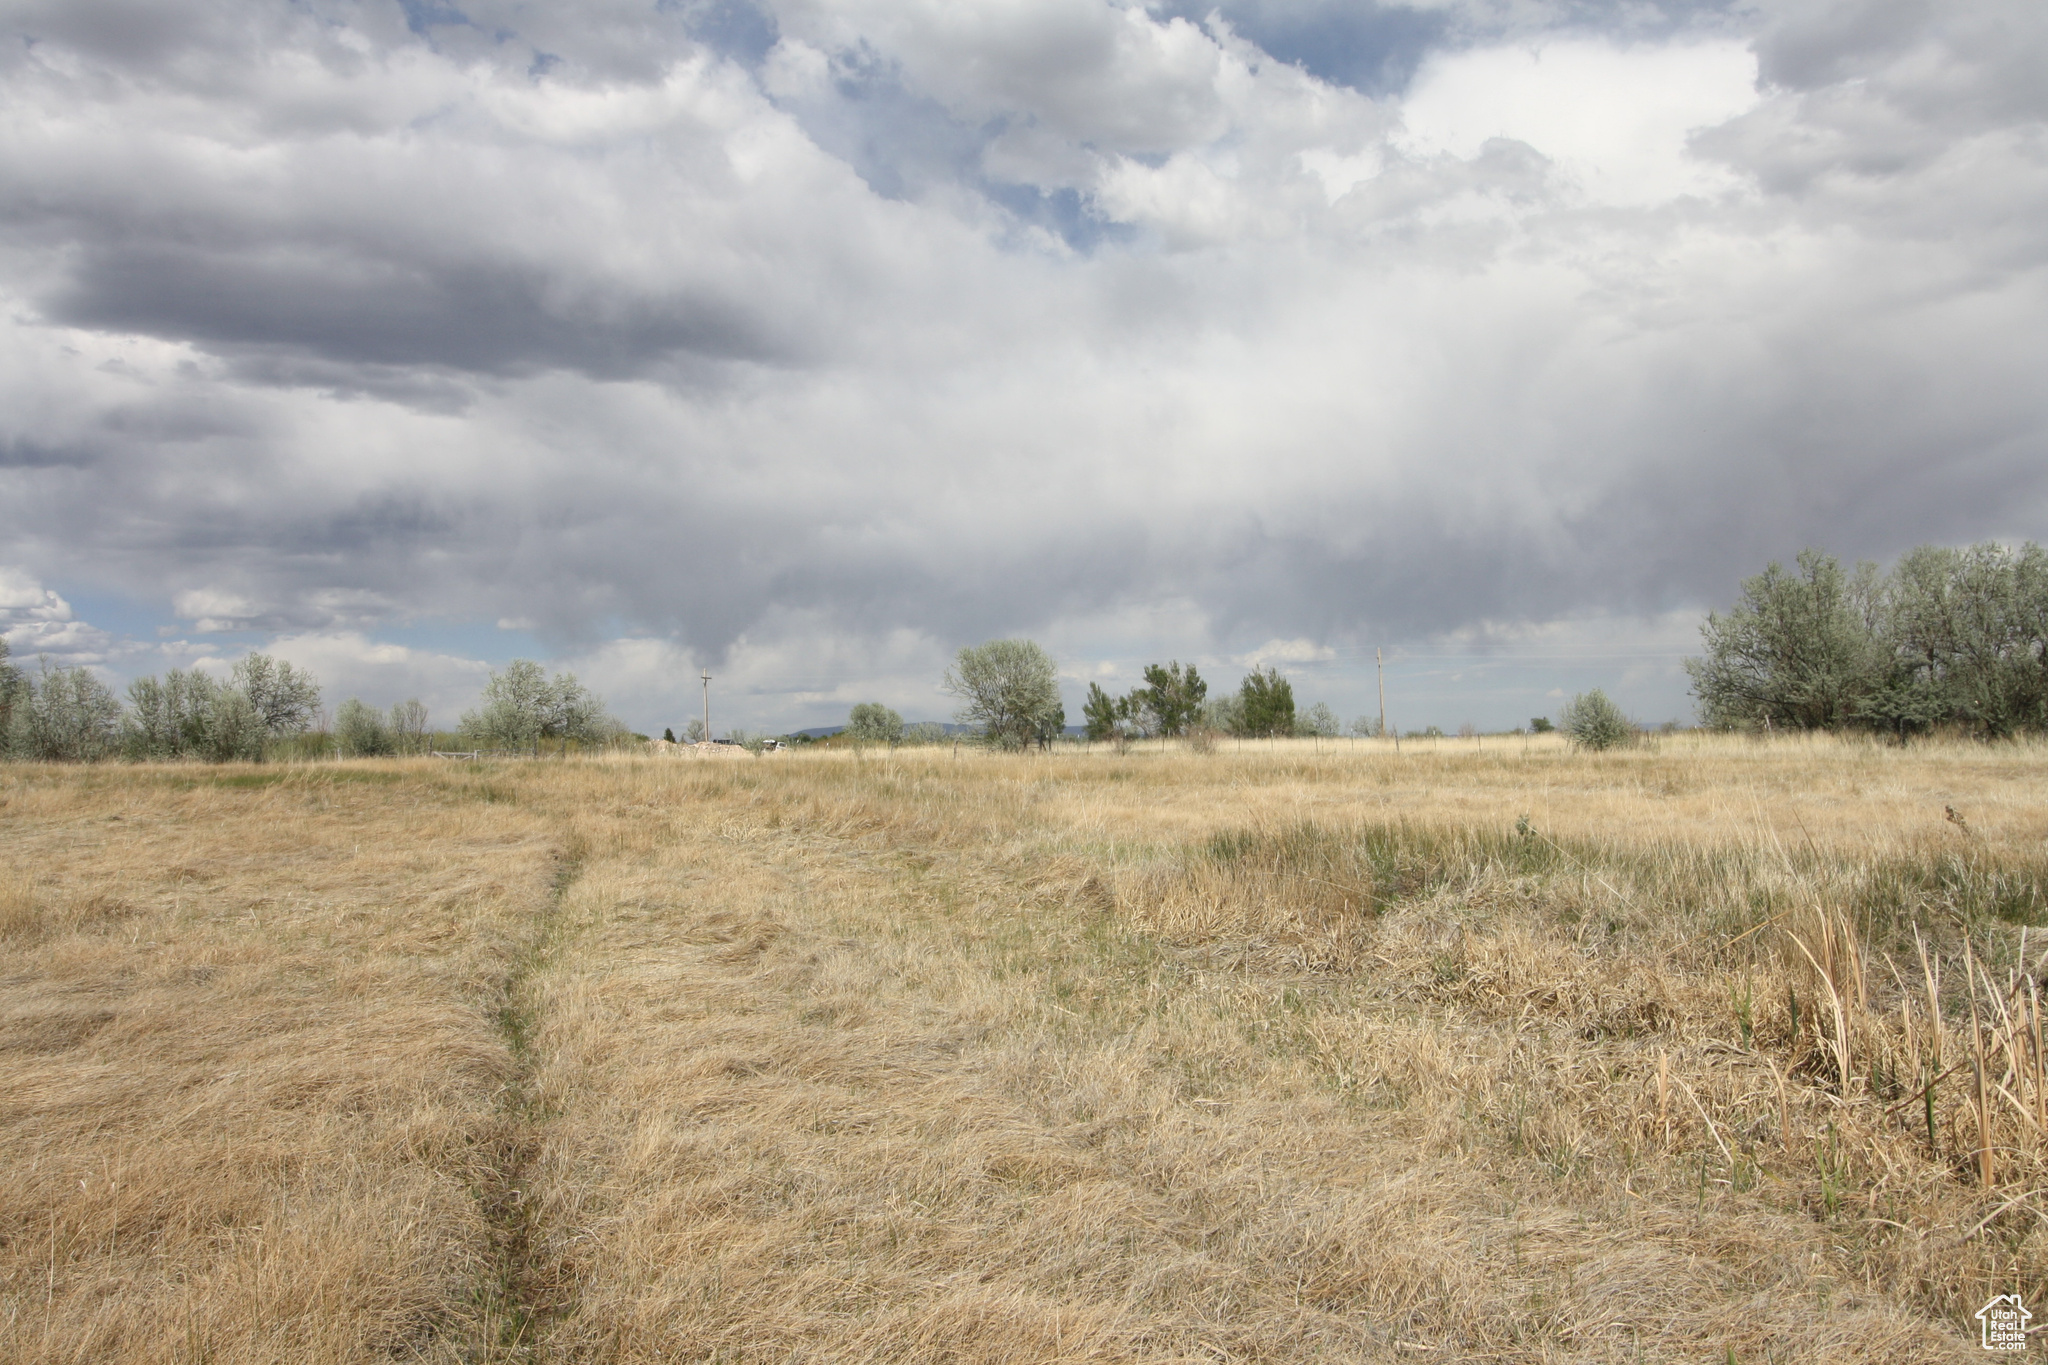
left=0, top=643, right=623, bottom=762
left=934, top=643, right=1326, bottom=748
left=833, top=642, right=1349, bottom=751
left=1080, top=661, right=1327, bottom=741
left=17, top=538, right=2029, bottom=765
left=0, top=645, right=327, bottom=762
left=1687, top=542, right=2048, bottom=737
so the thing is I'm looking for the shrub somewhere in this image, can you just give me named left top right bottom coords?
left=232, top=653, right=321, bottom=736
left=1558, top=689, right=1633, bottom=751
left=121, top=668, right=262, bottom=761
left=847, top=702, right=904, bottom=745
left=200, top=687, right=266, bottom=761
left=1298, top=702, right=1340, bottom=737
left=7, top=659, right=122, bottom=761
left=335, top=699, right=394, bottom=757
left=389, top=699, right=430, bottom=754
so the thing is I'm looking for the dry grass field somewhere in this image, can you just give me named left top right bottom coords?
left=5, top=733, right=2047, bottom=1362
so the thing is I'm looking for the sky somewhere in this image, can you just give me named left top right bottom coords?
left=1, top=0, right=2044, bottom=736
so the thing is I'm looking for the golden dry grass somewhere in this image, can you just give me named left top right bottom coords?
left=5, top=735, right=2046, bottom=1361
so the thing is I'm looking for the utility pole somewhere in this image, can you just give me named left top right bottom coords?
left=1376, top=647, right=1385, bottom=739
left=701, top=669, right=712, bottom=745
left=1378, top=647, right=1399, bottom=754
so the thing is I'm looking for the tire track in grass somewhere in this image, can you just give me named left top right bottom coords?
left=478, top=830, right=586, bottom=1360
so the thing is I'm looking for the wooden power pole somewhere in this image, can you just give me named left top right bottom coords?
left=701, top=669, right=712, bottom=744
left=1378, top=647, right=1398, bottom=754
left=1376, top=647, right=1385, bottom=739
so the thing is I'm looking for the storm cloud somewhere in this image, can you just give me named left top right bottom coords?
left=0, top=0, right=2043, bottom=731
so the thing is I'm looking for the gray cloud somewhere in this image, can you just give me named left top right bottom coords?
left=50, top=241, right=798, bottom=375
left=8, top=0, right=269, bottom=67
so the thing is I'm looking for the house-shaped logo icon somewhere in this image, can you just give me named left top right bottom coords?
left=1979, top=1294, right=2031, bottom=1351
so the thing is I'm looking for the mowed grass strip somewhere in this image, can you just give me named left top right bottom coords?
left=507, top=740, right=2041, bottom=1362
left=0, top=763, right=556, bottom=1363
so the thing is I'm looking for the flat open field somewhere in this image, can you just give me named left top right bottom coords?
left=6, top=735, right=2048, bottom=1362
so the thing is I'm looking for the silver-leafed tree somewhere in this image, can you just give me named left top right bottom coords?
left=944, top=640, right=1064, bottom=750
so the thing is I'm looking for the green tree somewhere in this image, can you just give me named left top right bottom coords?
left=847, top=701, right=904, bottom=744
left=1879, top=542, right=2048, bottom=737
left=462, top=660, right=550, bottom=752
left=0, top=637, right=21, bottom=739
left=542, top=672, right=610, bottom=751
left=1081, top=682, right=1123, bottom=741
left=335, top=698, right=394, bottom=756
left=192, top=675, right=265, bottom=761
left=1136, top=661, right=1208, bottom=737
left=460, top=660, right=615, bottom=754
left=1558, top=689, right=1632, bottom=750
left=7, top=658, right=124, bottom=761
left=121, top=674, right=177, bottom=759
left=123, top=672, right=191, bottom=759
left=232, top=653, right=321, bottom=736
left=120, top=668, right=263, bottom=761
left=1033, top=695, right=1068, bottom=747
left=944, top=640, right=1064, bottom=750
left=1687, top=540, right=2048, bottom=738
left=1685, top=549, right=1884, bottom=730
left=1235, top=667, right=1296, bottom=738
left=1529, top=716, right=1555, bottom=733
